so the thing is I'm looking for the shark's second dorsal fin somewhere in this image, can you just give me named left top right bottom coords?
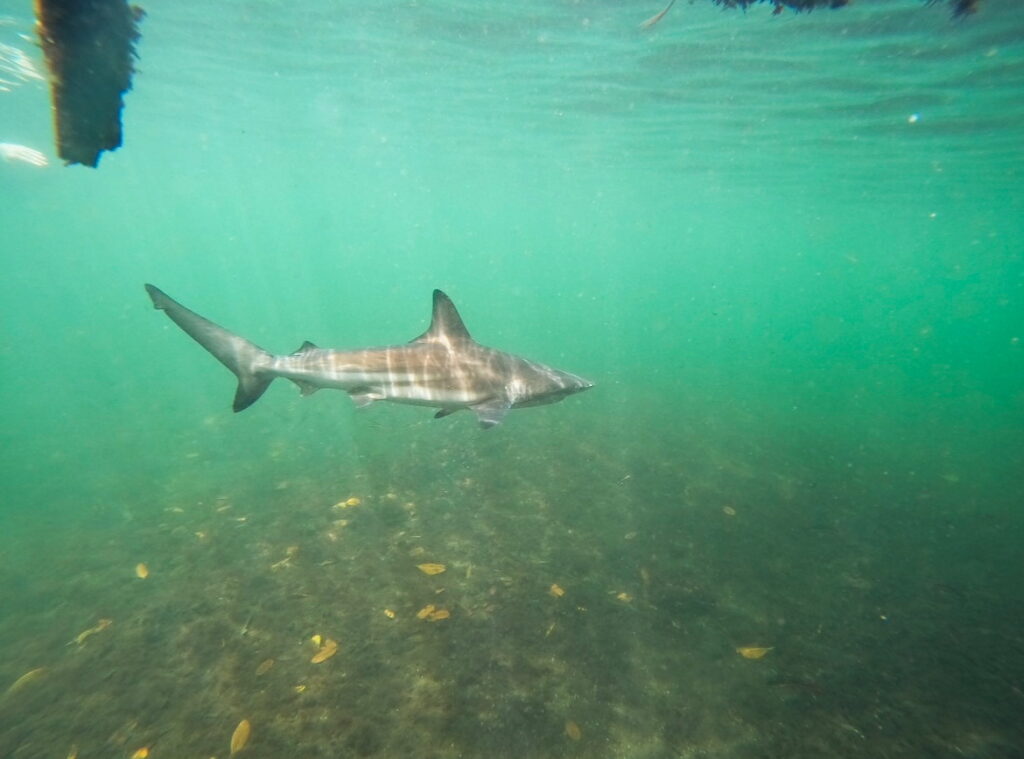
left=413, top=290, right=471, bottom=343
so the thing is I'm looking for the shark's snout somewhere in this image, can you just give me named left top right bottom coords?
left=570, top=373, right=595, bottom=391
left=557, top=372, right=594, bottom=396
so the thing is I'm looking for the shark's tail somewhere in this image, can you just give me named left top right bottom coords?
left=145, top=284, right=275, bottom=412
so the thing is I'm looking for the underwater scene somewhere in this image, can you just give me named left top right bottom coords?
left=1, top=0, right=1022, bottom=757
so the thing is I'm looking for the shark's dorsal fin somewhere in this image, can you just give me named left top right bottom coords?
left=292, top=340, right=318, bottom=355
left=413, top=290, right=471, bottom=343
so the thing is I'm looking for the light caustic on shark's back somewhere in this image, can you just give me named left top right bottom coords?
left=145, top=285, right=593, bottom=428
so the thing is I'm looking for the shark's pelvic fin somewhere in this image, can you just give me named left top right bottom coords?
left=349, top=390, right=385, bottom=408
left=412, top=290, right=472, bottom=343
left=145, top=284, right=274, bottom=412
left=472, top=400, right=510, bottom=429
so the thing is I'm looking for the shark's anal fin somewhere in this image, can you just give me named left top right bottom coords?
left=350, top=391, right=384, bottom=408
left=292, top=380, right=319, bottom=397
left=472, top=401, right=510, bottom=429
left=434, top=408, right=458, bottom=419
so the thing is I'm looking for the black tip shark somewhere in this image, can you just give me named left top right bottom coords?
left=144, top=285, right=593, bottom=428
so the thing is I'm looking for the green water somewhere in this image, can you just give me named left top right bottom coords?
left=2, top=0, right=1022, bottom=757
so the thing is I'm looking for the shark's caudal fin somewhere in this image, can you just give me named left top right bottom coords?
left=145, top=284, right=274, bottom=411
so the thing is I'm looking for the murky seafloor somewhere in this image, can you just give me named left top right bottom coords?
left=2, top=400, right=1020, bottom=759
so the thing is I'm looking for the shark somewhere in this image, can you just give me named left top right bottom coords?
left=144, top=285, right=593, bottom=428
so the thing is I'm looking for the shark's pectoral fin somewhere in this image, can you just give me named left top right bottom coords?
left=350, top=391, right=385, bottom=408
left=434, top=408, right=458, bottom=419
left=472, top=401, right=510, bottom=429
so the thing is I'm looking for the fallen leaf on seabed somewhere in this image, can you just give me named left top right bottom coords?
left=135, top=563, right=149, bottom=579
left=736, top=646, right=773, bottom=659
left=5, top=667, right=45, bottom=695
left=383, top=609, right=396, bottom=619
left=417, top=563, right=446, bottom=575
left=549, top=583, right=565, bottom=598
left=270, top=546, right=298, bottom=570
left=69, top=619, right=113, bottom=646
left=565, top=720, right=582, bottom=740
left=310, top=638, right=338, bottom=663
left=255, top=659, right=274, bottom=675
left=416, top=604, right=436, bottom=619
left=129, top=748, right=149, bottom=759
left=230, top=718, right=251, bottom=755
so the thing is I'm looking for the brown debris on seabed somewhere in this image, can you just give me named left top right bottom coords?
left=34, top=0, right=145, bottom=167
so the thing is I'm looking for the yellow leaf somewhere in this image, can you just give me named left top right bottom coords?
left=135, top=563, right=149, bottom=579
left=255, top=659, right=274, bottom=676
left=230, top=719, right=251, bottom=755
left=310, top=638, right=338, bottom=663
left=129, top=748, right=149, bottom=759
left=417, top=563, right=446, bottom=576
left=310, top=634, right=322, bottom=647
left=549, top=583, right=565, bottom=598
left=416, top=604, right=436, bottom=619
left=427, top=609, right=450, bottom=622
left=736, top=646, right=773, bottom=659
left=565, top=721, right=582, bottom=741
left=615, top=592, right=632, bottom=602
left=5, top=667, right=44, bottom=695
left=383, top=609, right=396, bottom=619
left=70, top=618, right=112, bottom=646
